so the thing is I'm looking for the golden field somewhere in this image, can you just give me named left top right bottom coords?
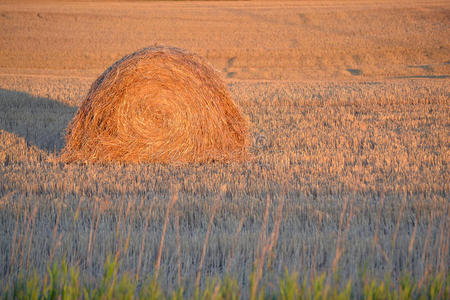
left=0, top=0, right=449, bottom=297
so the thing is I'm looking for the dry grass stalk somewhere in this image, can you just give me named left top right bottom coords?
left=73, top=196, right=83, bottom=225
left=174, top=211, right=182, bottom=287
left=332, top=198, right=353, bottom=274
left=18, top=215, right=31, bottom=270
left=251, top=194, right=284, bottom=300
left=48, top=201, right=63, bottom=264
left=115, top=198, right=125, bottom=239
left=443, top=216, right=449, bottom=274
left=407, top=215, right=418, bottom=263
left=310, top=210, right=323, bottom=282
left=392, top=192, right=407, bottom=250
left=61, top=46, right=249, bottom=163
left=372, top=193, right=385, bottom=250
left=16, top=209, right=28, bottom=270
left=52, top=201, right=62, bottom=243
left=266, top=197, right=284, bottom=269
left=136, top=203, right=154, bottom=281
left=376, top=242, right=392, bottom=269
left=8, top=208, right=20, bottom=275
left=7, top=206, right=22, bottom=288
left=437, top=208, right=448, bottom=274
left=195, top=185, right=224, bottom=290
left=25, top=202, right=39, bottom=268
left=86, top=201, right=99, bottom=268
left=343, top=203, right=354, bottom=237
left=115, top=198, right=135, bottom=262
left=226, top=214, right=245, bottom=273
left=155, top=188, right=178, bottom=278
left=211, top=282, right=222, bottom=299
left=122, top=200, right=137, bottom=258
left=114, top=200, right=126, bottom=261
left=114, top=198, right=126, bottom=259
left=421, top=218, right=433, bottom=270
left=372, top=194, right=392, bottom=268
left=257, top=194, right=272, bottom=255
left=48, top=233, right=63, bottom=265
left=91, top=200, right=104, bottom=259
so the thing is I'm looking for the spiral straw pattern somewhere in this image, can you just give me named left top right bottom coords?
left=61, top=46, right=249, bottom=163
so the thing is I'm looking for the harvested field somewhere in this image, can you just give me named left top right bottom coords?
left=0, top=0, right=449, bottom=297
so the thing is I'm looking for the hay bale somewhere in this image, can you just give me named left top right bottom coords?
left=60, top=46, right=249, bottom=163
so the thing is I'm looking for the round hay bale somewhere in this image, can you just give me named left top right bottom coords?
left=61, top=46, right=249, bottom=163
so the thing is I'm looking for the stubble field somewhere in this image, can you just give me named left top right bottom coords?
left=0, top=0, right=449, bottom=298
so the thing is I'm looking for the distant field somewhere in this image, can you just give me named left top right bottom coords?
left=0, top=0, right=449, bottom=298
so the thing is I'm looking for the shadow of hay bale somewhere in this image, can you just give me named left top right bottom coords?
left=0, top=88, right=77, bottom=153
left=61, top=46, right=250, bottom=163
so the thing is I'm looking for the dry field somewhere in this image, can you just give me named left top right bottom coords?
left=0, top=0, right=449, bottom=297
